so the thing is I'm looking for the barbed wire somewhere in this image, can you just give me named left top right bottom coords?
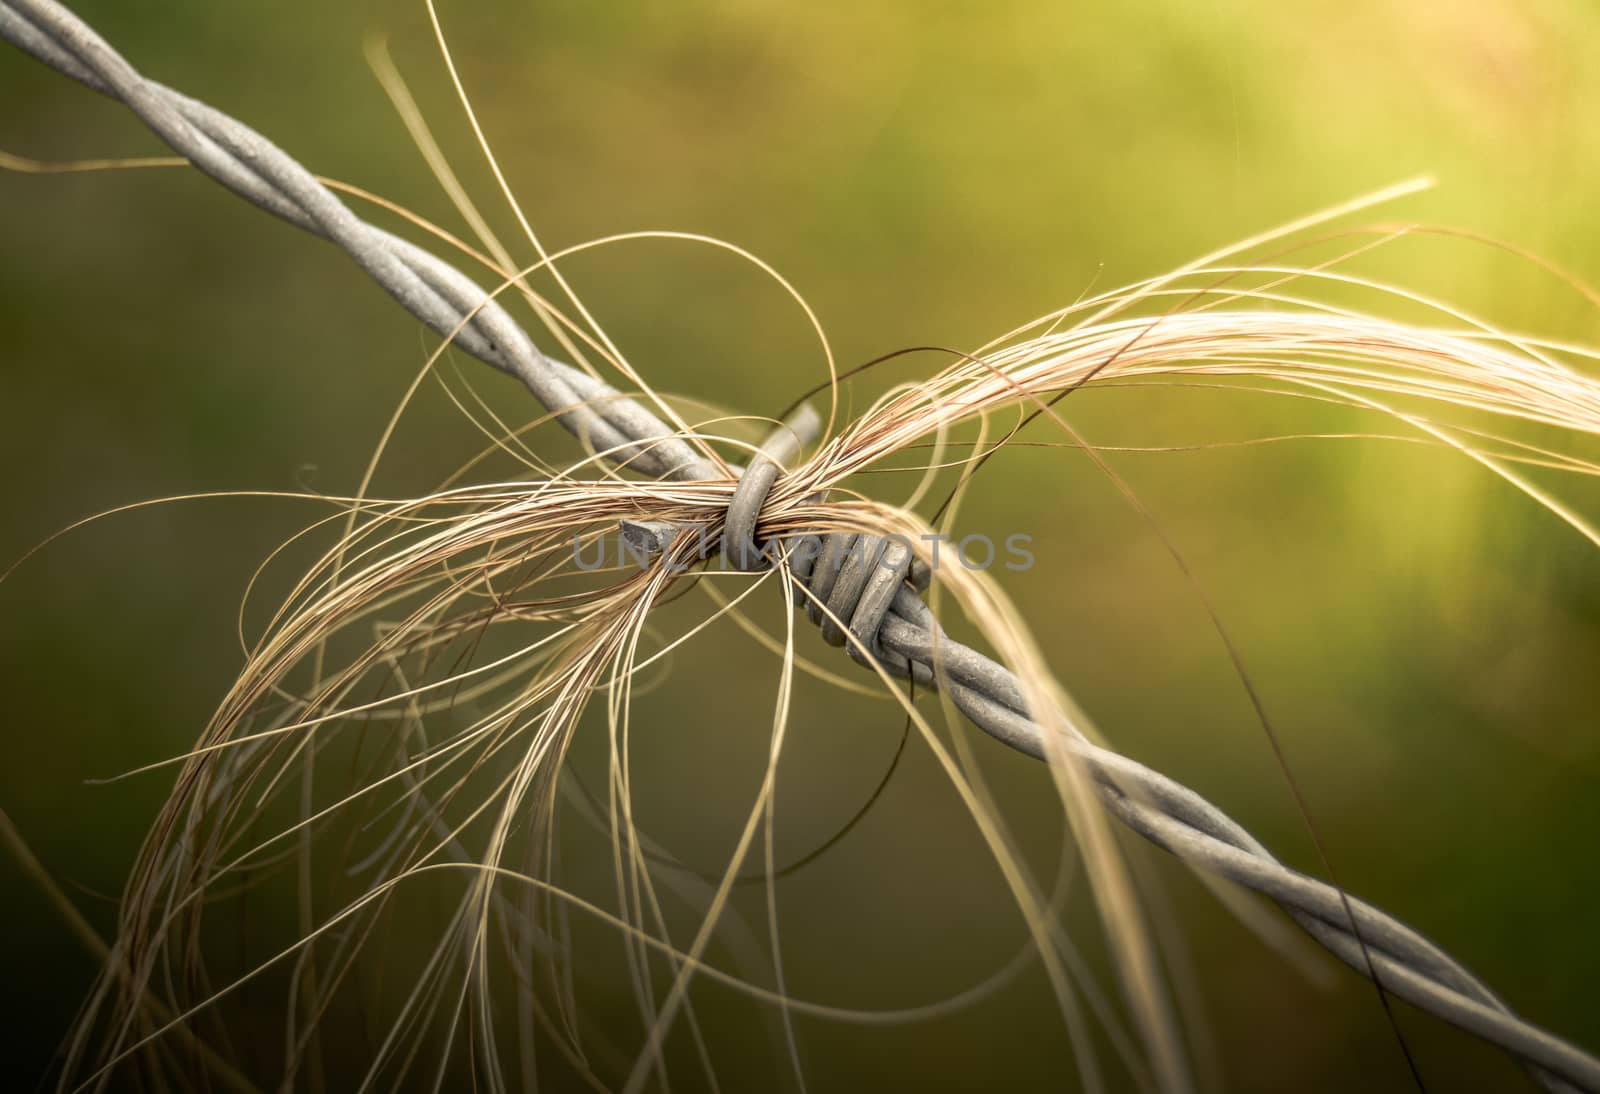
left=3, top=1, right=1596, bottom=1090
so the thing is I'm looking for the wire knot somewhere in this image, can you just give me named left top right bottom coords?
left=718, top=407, right=930, bottom=671
left=722, top=404, right=821, bottom=571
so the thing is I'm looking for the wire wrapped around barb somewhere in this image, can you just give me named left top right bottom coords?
left=719, top=405, right=923, bottom=674
left=722, top=405, right=821, bottom=571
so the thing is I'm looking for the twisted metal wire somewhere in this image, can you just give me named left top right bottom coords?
left=4, top=1, right=1596, bottom=1090
left=0, top=0, right=715, bottom=484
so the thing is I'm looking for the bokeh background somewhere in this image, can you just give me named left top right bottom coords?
left=4, top=0, right=1600, bottom=1090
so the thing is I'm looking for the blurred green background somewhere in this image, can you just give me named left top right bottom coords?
left=4, top=0, right=1600, bottom=1090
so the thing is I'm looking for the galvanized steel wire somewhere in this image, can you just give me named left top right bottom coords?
left=3, top=1, right=1595, bottom=1089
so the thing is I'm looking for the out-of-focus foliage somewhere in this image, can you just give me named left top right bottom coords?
left=2, top=1, right=1598, bottom=1090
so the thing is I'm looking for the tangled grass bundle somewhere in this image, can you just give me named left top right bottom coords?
left=7, top=6, right=1600, bottom=1093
